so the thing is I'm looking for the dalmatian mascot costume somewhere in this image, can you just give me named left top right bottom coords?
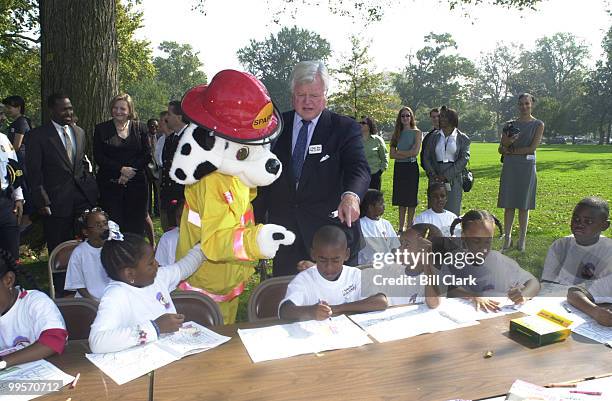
left=170, top=70, right=295, bottom=323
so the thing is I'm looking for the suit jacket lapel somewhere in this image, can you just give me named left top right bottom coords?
left=274, top=111, right=296, bottom=192
left=47, top=122, right=73, bottom=170
left=297, top=109, right=331, bottom=191
left=73, top=125, right=84, bottom=169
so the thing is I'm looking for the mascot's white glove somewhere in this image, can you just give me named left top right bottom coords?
left=257, top=224, right=296, bottom=259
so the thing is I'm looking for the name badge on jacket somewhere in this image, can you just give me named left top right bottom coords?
left=308, top=145, right=322, bottom=154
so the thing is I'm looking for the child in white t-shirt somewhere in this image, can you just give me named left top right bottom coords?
left=64, top=208, right=111, bottom=301
left=155, top=199, right=184, bottom=266
left=89, top=233, right=204, bottom=353
left=414, top=182, right=458, bottom=237
left=0, top=250, right=67, bottom=371
left=444, top=210, right=540, bottom=312
left=358, top=189, right=400, bottom=264
left=279, top=225, right=388, bottom=321
left=361, top=224, right=442, bottom=308
left=541, top=197, right=612, bottom=286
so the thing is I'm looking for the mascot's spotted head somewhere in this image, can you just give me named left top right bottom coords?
left=170, top=70, right=283, bottom=188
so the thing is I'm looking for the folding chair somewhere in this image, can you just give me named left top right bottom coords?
left=172, top=291, right=224, bottom=327
left=55, top=297, right=99, bottom=340
left=47, top=239, right=81, bottom=299
left=247, top=275, right=294, bottom=322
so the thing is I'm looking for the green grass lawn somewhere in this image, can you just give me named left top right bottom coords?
left=21, top=143, right=612, bottom=322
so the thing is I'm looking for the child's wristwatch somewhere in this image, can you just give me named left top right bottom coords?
left=0, top=357, right=6, bottom=370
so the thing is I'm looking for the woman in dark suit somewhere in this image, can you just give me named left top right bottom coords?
left=93, top=94, right=150, bottom=235
left=422, top=106, right=470, bottom=216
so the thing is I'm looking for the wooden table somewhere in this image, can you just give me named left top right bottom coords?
left=39, top=340, right=151, bottom=401
left=151, top=313, right=611, bottom=401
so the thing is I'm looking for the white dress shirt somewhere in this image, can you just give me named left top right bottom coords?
left=435, top=129, right=458, bottom=163
left=291, top=112, right=322, bottom=157
left=51, top=120, right=77, bottom=161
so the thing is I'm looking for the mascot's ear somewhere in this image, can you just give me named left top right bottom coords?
left=193, top=127, right=215, bottom=151
left=194, top=161, right=217, bottom=180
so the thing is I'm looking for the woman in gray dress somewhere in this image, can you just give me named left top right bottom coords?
left=497, top=93, right=545, bottom=251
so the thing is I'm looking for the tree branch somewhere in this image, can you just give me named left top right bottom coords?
left=0, top=33, right=41, bottom=44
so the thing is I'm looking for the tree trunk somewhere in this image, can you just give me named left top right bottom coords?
left=40, top=0, right=118, bottom=154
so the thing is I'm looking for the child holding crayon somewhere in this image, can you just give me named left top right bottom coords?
left=279, top=225, right=388, bottom=321
left=446, top=210, right=540, bottom=311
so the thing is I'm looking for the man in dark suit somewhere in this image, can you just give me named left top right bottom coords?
left=26, top=93, right=97, bottom=293
left=255, top=61, right=370, bottom=277
left=159, top=101, right=188, bottom=231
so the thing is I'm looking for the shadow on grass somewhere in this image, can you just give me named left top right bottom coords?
left=471, top=158, right=612, bottom=179
left=539, top=144, right=612, bottom=154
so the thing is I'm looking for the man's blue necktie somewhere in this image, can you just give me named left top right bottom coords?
left=292, top=119, right=311, bottom=183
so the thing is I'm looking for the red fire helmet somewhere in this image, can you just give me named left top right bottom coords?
left=181, top=70, right=282, bottom=143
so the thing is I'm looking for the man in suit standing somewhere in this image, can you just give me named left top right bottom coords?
left=159, top=101, right=188, bottom=231
left=255, top=61, right=370, bottom=277
left=27, top=93, right=97, bottom=294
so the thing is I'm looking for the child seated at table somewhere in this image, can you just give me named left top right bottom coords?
left=155, top=199, right=183, bottom=266
left=64, top=208, right=112, bottom=301
left=0, top=249, right=67, bottom=370
left=541, top=196, right=611, bottom=286
left=445, top=210, right=540, bottom=312
left=567, top=280, right=612, bottom=326
left=358, top=189, right=400, bottom=264
left=361, top=224, right=443, bottom=308
left=89, top=233, right=204, bottom=353
left=413, top=183, right=459, bottom=237
left=279, top=225, right=388, bottom=321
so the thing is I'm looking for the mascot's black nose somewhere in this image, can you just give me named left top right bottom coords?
left=265, top=158, right=281, bottom=175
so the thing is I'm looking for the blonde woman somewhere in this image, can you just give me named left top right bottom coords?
left=93, top=94, right=151, bottom=235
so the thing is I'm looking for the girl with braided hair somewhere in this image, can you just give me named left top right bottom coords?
left=88, top=233, right=204, bottom=353
left=446, top=210, right=540, bottom=312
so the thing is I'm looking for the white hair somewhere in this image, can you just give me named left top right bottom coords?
left=290, top=61, right=330, bottom=93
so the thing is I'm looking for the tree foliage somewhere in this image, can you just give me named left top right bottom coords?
left=117, top=0, right=155, bottom=91
left=0, top=0, right=40, bottom=123
left=153, top=41, right=207, bottom=101
left=327, top=36, right=400, bottom=129
left=266, top=0, right=542, bottom=24
left=394, top=33, right=475, bottom=111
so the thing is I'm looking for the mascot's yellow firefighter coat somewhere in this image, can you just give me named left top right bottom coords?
left=170, top=71, right=295, bottom=324
left=175, top=172, right=266, bottom=324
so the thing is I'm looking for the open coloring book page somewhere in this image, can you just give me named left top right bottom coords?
left=349, top=304, right=479, bottom=343
left=237, top=315, right=372, bottom=363
left=0, top=359, right=74, bottom=401
left=86, top=321, right=230, bottom=385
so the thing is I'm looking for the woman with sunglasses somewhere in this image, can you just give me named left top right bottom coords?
left=390, top=107, right=422, bottom=232
left=360, top=116, right=388, bottom=190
